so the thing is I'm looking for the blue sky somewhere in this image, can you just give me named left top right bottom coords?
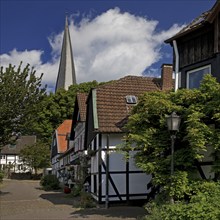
left=0, top=0, right=216, bottom=91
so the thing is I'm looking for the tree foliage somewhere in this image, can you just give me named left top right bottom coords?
left=33, top=80, right=100, bottom=142
left=122, top=74, right=220, bottom=218
left=20, top=140, right=50, bottom=174
left=0, top=63, right=46, bottom=148
left=0, top=62, right=103, bottom=145
left=145, top=181, right=220, bottom=220
left=123, top=74, right=220, bottom=196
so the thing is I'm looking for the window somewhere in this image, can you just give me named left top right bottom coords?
left=126, top=95, right=137, bottom=104
left=187, top=65, right=211, bottom=89
left=9, top=144, right=16, bottom=149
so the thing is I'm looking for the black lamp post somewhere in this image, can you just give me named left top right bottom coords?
left=166, top=112, right=181, bottom=203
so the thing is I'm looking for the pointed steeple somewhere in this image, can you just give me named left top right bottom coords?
left=55, top=16, right=76, bottom=92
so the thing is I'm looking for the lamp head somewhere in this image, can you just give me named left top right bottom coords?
left=166, top=112, right=181, bottom=131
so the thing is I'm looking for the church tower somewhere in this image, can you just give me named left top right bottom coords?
left=55, top=16, right=76, bottom=92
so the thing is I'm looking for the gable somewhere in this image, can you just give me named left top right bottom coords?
left=85, top=90, right=98, bottom=148
left=55, top=120, right=72, bottom=153
left=70, top=93, right=88, bottom=140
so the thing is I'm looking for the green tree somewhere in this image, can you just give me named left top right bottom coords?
left=33, top=80, right=100, bottom=142
left=20, top=140, right=50, bottom=174
left=122, top=74, right=220, bottom=199
left=145, top=181, right=220, bottom=220
left=0, top=63, right=46, bottom=149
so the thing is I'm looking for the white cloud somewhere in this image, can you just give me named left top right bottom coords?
left=0, top=49, right=59, bottom=89
left=0, top=49, right=43, bottom=67
left=0, top=8, right=184, bottom=90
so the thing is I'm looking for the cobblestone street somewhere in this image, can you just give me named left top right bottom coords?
left=0, top=179, right=147, bottom=220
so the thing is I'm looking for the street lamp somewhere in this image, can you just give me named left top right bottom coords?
left=166, top=112, right=181, bottom=132
left=166, top=112, right=181, bottom=203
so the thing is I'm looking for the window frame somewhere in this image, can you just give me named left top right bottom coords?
left=186, top=65, right=211, bottom=89
left=125, top=95, right=138, bottom=104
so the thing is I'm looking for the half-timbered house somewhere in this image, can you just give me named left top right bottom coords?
left=84, top=66, right=173, bottom=204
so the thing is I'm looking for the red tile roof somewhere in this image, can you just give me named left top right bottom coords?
left=95, top=75, right=163, bottom=133
left=56, top=120, right=72, bottom=153
left=76, top=93, right=88, bottom=122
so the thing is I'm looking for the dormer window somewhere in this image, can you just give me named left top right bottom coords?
left=126, top=95, right=137, bottom=104
left=8, top=144, right=16, bottom=149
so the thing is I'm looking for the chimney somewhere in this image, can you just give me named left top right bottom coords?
left=161, top=64, right=173, bottom=91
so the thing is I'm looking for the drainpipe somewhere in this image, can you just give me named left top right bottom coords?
left=105, top=134, right=109, bottom=209
left=173, top=40, right=179, bottom=91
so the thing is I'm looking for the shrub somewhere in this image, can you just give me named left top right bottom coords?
left=71, top=183, right=83, bottom=197
left=40, top=174, right=60, bottom=190
left=80, top=191, right=96, bottom=208
left=144, top=181, right=220, bottom=220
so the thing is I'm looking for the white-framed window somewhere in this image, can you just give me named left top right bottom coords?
left=187, top=65, right=211, bottom=89
left=126, top=95, right=137, bottom=104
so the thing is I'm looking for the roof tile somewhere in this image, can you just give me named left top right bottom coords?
left=56, top=120, right=72, bottom=153
left=77, top=93, right=88, bottom=121
left=1, top=136, right=36, bottom=155
left=95, top=75, right=164, bottom=133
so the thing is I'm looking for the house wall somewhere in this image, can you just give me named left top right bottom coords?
left=72, top=122, right=85, bottom=153
left=57, top=157, right=66, bottom=183
left=51, top=133, right=58, bottom=159
left=51, top=155, right=60, bottom=177
left=180, top=53, right=220, bottom=88
left=175, top=17, right=220, bottom=88
left=90, top=133, right=151, bottom=203
left=215, top=12, right=220, bottom=53
left=194, top=145, right=215, bottom=180
left=68, top=121, right=87, bottom=182
left=0, top=154, right=30, bottom=173
left=178, top=26, right=214, bottom=69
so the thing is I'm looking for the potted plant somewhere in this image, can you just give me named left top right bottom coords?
left=64, top=185, right=71, bottom=194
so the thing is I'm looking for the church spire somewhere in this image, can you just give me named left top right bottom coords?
left=55, top=16, right=76, bottom=92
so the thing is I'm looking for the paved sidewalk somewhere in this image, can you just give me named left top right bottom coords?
left=0, top=179, right=147, bottom=220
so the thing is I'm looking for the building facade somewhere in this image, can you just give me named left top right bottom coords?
left=85, top=68, right=173, bottom=204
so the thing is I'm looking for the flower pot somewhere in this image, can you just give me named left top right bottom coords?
left=64, top=186, right=71, bottom=194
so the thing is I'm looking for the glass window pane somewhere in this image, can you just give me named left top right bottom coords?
left=187, top=66, right=210, bottom=89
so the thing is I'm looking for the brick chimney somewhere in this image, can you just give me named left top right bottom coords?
left=161, top=64, right=173, bottom=91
